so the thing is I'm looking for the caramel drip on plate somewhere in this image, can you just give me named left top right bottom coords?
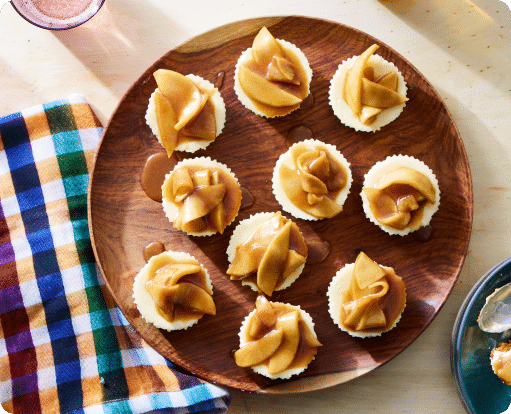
left=240, top=186, right=256, bottom=210
left=143, top=241, right=165, bottom=262
left=141, top=152, right=179, bottom=202
left=306, top=239, right=330, bottom=264
left=286, top=125, right=314, bottom=147
left=216, top=71, right=226, bottom=89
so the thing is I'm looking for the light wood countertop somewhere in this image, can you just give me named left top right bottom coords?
left=1, top=0, right=510, bottom=412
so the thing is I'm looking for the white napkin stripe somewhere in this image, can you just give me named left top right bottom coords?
left=49, top=220, right=76, bottom=248
left=18, top=278, right=43, bottom=309
left=9, top=235, right=32, bottom=262
left=20, top=104, right=45, bottom=120
left=37, top=366, right=57, bottom=393
left=79, top=127, right=102, bottom=151
left=0, top=193, right=20, bottom=219
left=40, top=179, right=66, bottom=204
left=0, top=149, right=8, bottom=174
left=30, top=135, right=56, bottom=163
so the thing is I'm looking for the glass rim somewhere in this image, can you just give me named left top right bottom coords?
left=10, top=0, right=106, bottom=30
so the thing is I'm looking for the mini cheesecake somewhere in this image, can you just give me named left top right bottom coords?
left=361, top=154, right=440, bottom=236
left=272, top=139, right=352, bottom=221
left=133, top=250, right=215, bottom=331
left=226, top=212, right=308, bottom=296
left=327, top=251, right=406, bottom=338
left=234, top=295, right=321, bottom=379
left=146, top=70, right=226, bottom=156
left=329, top=44, right=408, bottom=132
left=234, top=26, right=312, bottom=118
left=162, top=157, right=242, bottom=236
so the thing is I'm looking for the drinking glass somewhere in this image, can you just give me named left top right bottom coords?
left=6, top=0, right=105, bottom=30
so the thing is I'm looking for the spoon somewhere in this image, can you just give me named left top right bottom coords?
left=478, top=281, right=511, bottom=333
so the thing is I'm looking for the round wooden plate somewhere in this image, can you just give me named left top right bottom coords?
left=88, top=16, right=472, bottom=393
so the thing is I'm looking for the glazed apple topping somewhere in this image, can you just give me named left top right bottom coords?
left=227, top=212, right=308, bottom=296
left=342, top=44, right=408, bottom=125
left=279, top=142, right=348, bottom=218
left=340, top=252, right=406, bottom=333
left=162, top=164, right=242, bottom=234
left=144, top=253, right=216, bottom=323
left=238, top=27, right=309, bottom=117
left=234, top=296, right=321, bottom=375
left=363, top=166, right=436, bottom=231
left=153, top=69, right=217, bottom=156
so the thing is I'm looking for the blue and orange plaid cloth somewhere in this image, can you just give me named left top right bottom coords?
left=0, top=94, right=230, bottom=414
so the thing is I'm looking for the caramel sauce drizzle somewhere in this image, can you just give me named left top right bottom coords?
left=141, top=152, right=180, bottom=202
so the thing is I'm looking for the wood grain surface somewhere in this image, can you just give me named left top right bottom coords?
left=87, top=16, right=472, bottom=393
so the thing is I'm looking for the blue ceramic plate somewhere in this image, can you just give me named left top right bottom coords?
left=452, top=257, right=511, bottom=414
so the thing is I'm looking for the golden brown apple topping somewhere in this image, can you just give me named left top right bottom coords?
left=340, top=252, right=406, bottom=334
left=491, top=342, right=511, bottom=385
left=227, top=212, right=308, bottom=296
left=153, top=69, right=217, bottom=157
left=238, top=27, right=309, bottom=117
left=234, top=296, right=321, bottom=375
left=342, top=44, right=408, bottom=125
left=279, top=142, right=349, bottom=218
left=144, top=253, right=216, bottom=323
left=162, top=164, right=242, bottom=234
left=363, top=166, right=436, bottom=231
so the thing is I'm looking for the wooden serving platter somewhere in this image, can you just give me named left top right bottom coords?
left=88, top=16, right=472, bottom=393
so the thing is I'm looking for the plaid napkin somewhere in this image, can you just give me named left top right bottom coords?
left=0, top=94, right=230, bottom=414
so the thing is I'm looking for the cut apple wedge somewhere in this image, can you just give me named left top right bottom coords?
left=146, top=282, right=216, bottom=318
left=361, top=78, right=408, bottom=108
left=150, top=263, right=204, bottom=287
left=238, top=65, right=302, bottom=107
left=343, top=44, right=379, bottom=116
left=268, top=311, right=300, bottom=375
left=300, top=320, right=322, bottom=348
left=154, top=91, right=179, bottom=157
left=353, top=251, right=387, bottom=290
left=234, top=329, right=284, bottom=367
left=251, top=26, right=284, bottom=66
left=375, top=166, right=436, bottom=204
left=153, top=69, right=209, bottom=130
left=257, top=221, right=292, bottom=296
left=254, top=296, right=281, bottom=328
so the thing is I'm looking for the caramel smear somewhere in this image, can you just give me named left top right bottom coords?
left=363, top=166, right=436, bottom=231
left=143, top=241, right=165, bottom=262
left=144, top=253, right=216, bottom=323
left=239, top=27, right=309, bottom=117
left=163, top=164, right=242, bottom=234
left=234, top=296, right=321, bottom=375
left=340, top=252, right=406, bottom=334
left=342, top=44, right=408, bottom=125
left=141, top=152, right=179, bottom=202
left=279, top=142, right=348, bottom=218
left=153, top=69, right=217, bottom=157
left=227, top=212, right=307, bottom=296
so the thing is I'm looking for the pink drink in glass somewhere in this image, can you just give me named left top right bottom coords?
left=10, top=0, right=105, bottom=30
